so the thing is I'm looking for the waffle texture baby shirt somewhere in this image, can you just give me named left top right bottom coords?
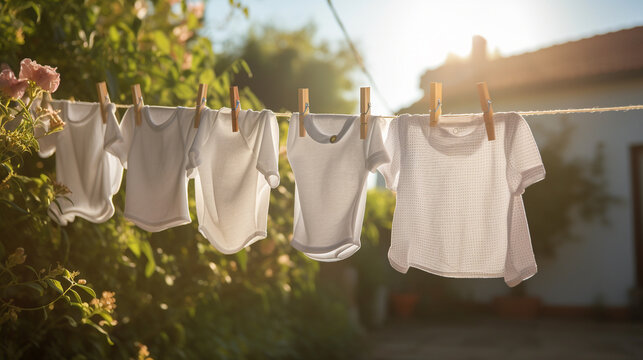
left=378, top=112, right=545, bottom=287
left=108, top=106, right=201, bottom=232
left=37, top=100, right=123, bottom=225
left=287, top=113, right=390, bottom=261
left=191, top=108, right=279, bottom=254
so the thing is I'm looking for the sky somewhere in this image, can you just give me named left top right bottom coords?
left=204, top=0, right=643, bottom=113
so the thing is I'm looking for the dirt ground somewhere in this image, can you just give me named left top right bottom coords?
left=365, top=317, right=643, bottom=360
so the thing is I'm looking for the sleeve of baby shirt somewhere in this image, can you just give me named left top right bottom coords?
left=186, top=109, right=215, bottom=175
left=506, top=113, right=546, bottom=195
left=365, top=116, right=392, bottom=174
left=376, top=116, right=401, bottom=191
left=103, top=103, right=123, bottom=150
left=255, top=110, right=280, bottom=188
left=105, top=106, right=135, bottom=169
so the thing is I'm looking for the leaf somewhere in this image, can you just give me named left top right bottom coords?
left=75, top=284, right=96, bottom=298
left=151, top=30, right=170, bottom=53
left=21, top=282, right=44, bottom=296
left=64, top=315, right=77, bottom=327
left=127, top=238, right=141, bottom=257
left=70, top=302, right=85, bottom=311
left=45, top=278, right=63, bottom=294
left=51, top=199, right=64, bottom=216
left=94, top=309, right=114, bottom=325
left=140, top=240, right=156, bottom=278
left=199, top=69, right=215, bottom=86
left=236, top=249, right=248, bottom=273
left=239, top=59, right=253, bottom=78
left=0, top=199, right=28, bottom=214
left=24, top=265, right=41, bottom=277
left=69, top=289, right=82, bottom=303
left=82, top=319, right=114, bottom=346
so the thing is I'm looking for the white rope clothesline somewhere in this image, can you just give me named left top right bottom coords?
left=110, top=103, right=643, bottom=117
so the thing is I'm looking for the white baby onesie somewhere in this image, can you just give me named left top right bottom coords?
left=378, top=112, right=545, bottom=287
left=108, top=106, right=201, bottom=232
left=287, top=113, right=390, bottom=262
left=37, top=100, right=123, bottom=225
left=191, top=108, right=280, bottom=254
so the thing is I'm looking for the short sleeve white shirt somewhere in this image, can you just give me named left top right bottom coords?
left=108, top=106, right=200, bottom=232
left=38, top=100, right=123, bottom=225
left=378, top=112, right=545, bottom=287
left=287, top=114, right=390, bottom=261
left=191, top=108, right=280, bottom=254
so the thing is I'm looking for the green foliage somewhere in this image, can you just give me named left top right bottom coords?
left=0, top=51, right=112, bottom=356
left=1, top=1, right=362, bottom=359
left=221, top=25, right=357, bottom=113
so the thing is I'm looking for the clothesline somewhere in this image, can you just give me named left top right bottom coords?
left=109, top=103, right=643, bottom=117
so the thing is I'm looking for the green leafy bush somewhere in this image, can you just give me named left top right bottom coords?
left=1, top=1, right=361, bottom=359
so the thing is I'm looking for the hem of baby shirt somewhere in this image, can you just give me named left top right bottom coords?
left=302, top=243, right=361, bottom=262
left=366, top=151, right=390, bottom=173
left=200, top=228, right=268, bottom=255
left=48, top=199, right=116, bottom=225
left=291, top=236, right=360, bottom=256
left=125, top=213, right=191, bottom=232
left=504, top=264, right=538, bottom=288
left=389, top=256, right=510, bottom=279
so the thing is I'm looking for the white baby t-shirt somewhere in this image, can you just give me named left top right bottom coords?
left=378, top=112, right=545, bottom=287
left=191, top=108, right=280, bottom=254
left=108, top=106, right=201, bottom=232
left=287, top=113, right=390, bottom=262
left=38, top=100, right=123, bottom=225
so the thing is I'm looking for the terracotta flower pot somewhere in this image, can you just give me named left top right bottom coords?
left=391, top=293, right=420, bottom=318
left=493, top=295, right=541, bottom=319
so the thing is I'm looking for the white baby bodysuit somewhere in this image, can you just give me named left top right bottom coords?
left=38, top=100, right=123, bottom=225
left=108, top=106, right=201, bottom=232
left=287, top=113, right=390, bottom=262
left=191, top=108, right=280, bottom=254
left=378, top=112, right=545, bottom=287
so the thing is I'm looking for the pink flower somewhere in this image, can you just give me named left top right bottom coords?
left=181, top=52, right=193, bottom=70
left=0, top=64, right=28, bottom=99
left=188, top=2, right=205, bottom=19
left=172, top=24, right=193, bottom=43
left=19, top=58, right=60, bottom=93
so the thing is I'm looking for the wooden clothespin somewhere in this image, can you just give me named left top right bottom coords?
left=360, top=87, right=370, bottom=140
left=96, top=81, right=110, bottom=124
left=194, top=83, right=208, bottom=128
left=429, top=82, right=442, bottom=127
left=131, top=84, right=143, bottom=126
left=230, top=86, right=240, bottom=132
left=477, top=82, right=495, bottom=141
left=298, top=88, right=309, bottom=137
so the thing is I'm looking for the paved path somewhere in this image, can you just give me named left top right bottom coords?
left=365, top=318, right=643, bottom=359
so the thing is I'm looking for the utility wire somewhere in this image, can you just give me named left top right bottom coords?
left=326, top=0, right=394, bottom=113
